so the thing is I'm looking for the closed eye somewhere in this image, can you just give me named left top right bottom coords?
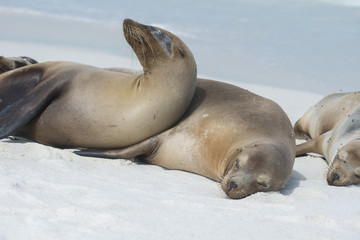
left=178, top=48, right=185, bottom=57
left=336, top=155, right=347, bottom=164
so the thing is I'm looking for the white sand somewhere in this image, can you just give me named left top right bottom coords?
left=0, top=8, right=359, bottom=240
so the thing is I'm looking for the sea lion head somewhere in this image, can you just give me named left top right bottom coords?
left=122, top=19, right=196, bottom=75
left=327, top=141, right=360, bottom=186
left=0, top=56, right=38, bottom=74
left=221, top=142, right=293, bottom=199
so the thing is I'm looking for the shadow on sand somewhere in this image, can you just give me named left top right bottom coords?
left=280, top=170, right=306, bottom=196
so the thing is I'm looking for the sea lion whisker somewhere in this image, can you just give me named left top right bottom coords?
left=125, top=23, right=158, bottom=63
left=327, top=163, right=334, bottom=172
left=341, top=179, right=351, bottom=186
left=137, top=29, right=156, bottom=60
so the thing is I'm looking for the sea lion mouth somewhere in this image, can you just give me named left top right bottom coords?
left=224, top=186, right=255, bottom=199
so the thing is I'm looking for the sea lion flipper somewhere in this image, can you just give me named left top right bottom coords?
left=296, top=140, right=316, bottom=157
left=75, top=150, right=120, bottom=159
left=0, top=69, right=62, bottom=138
left=296, top=133, right=328, bottom=157
left=75, top=136, right=159, bottom=159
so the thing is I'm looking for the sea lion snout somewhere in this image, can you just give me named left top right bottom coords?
left=229, top=181, right=238, bottom=191
left=327, top=169, right=349, bottom=186
left=221, top=176, right=250, bottom=199
left=221, top=174, right=268, bottom=199
left=327, top=158, right=360, bottom=186
left=327, top=172, right=340, bottom=185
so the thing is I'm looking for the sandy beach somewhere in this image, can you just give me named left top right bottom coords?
left=1, top=3, right=360, bottom=240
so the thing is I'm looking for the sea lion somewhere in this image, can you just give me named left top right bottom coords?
left=0, top=19, right=197, bottom=148
left=0, top=56, right=38, bottom=74
left=77, top=79, right=296, bottom=199
left=294, top=92, right=360, bottom=186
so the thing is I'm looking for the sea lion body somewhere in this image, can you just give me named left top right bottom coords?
left=78, top=79, right=296, bottom=199
left=294, top=92, right=360, bottom=186
left=0, top=19, right=197, bottom=148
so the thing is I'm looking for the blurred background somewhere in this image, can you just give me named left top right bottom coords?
left=0, top=0, right=359, bottom=94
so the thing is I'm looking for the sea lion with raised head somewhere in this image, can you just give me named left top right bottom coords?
left=77, top=79, right=296, bottom=199
left=0, top=56, right=38, bottom=74
left=0, top=19, right=197, bottom=148
left=294, top=92, right=360, bottom=186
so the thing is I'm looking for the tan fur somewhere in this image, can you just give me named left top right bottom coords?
left=294, top=92, right=360, bottom=186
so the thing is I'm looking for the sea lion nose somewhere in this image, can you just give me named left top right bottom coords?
left=229, top=181, right=238, bottom=191
left=331, top=173, right=340, bottom=184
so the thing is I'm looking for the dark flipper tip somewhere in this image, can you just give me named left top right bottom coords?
left=74, top=150, right=118, bottom=159
left=296, top=153, right=309, bottom=158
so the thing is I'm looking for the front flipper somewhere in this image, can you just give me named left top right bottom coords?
left=75, top=150, right=127, bottom=159
left=75, top=136, right=159, bottom=160
left=296, top=139, right=318, bottom=157
left=0, top=67, right=64, bottom=138
left=296, top=133, right=329, bottom=157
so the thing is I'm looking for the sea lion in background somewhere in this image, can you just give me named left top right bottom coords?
left=0, top=19, right=197, bottom=148
left=294, top=92, right=360, bottom=186
left=0, top=56, right=38, bottom=74
left=77, top=79, right=296, bottom=199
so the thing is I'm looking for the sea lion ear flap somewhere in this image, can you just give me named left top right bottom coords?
left=354, top=167, right=360, bottom=178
